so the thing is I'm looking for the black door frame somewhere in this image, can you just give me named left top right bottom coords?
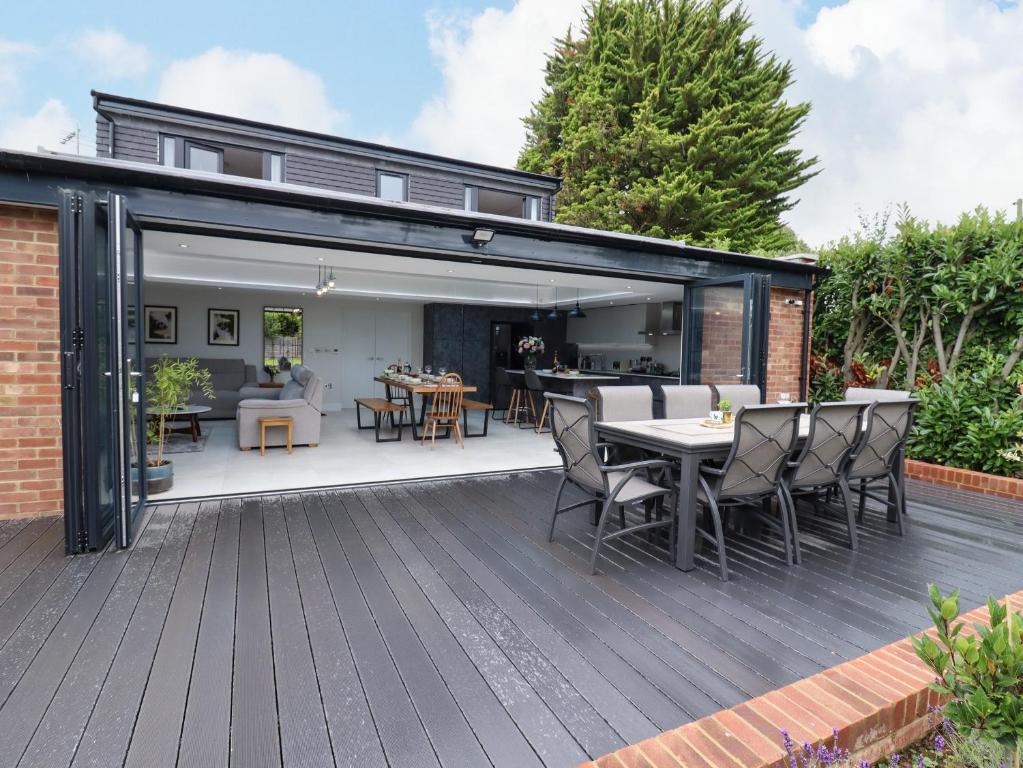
left=681, top=273, right=772, bottom=397
left=60, top=191, right=145, bottom=553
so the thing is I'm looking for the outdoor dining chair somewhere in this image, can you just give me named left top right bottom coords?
left=844, top=399, right=918, bottom=535
left=545, top=393, right=676, bottom=574
left=844, top=387, right=911, bottom=402
left=782, top=400, right=870, bottom=555
left=713, top=384, right=762, bottom=410
left=421, top=372, right=465, bottom=448
left=694, top=403, right=803, bottom=580
left=660, top=385, right=713, bottom=419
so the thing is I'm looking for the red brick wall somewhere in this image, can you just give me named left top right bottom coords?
left=766, top=287, right=809, bottom=403
left=696, top=286, right=745, bottom=385
left=0, top=205, right=63, bottom=520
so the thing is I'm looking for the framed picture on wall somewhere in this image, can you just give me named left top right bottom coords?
left=208, top=308, right=240, bottom=346
left=144, top=305, right=177, bottom=344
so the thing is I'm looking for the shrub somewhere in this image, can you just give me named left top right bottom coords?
left=908, top=353, right=1023, bottom=476
left=912, top=585, right=1023, bottom=763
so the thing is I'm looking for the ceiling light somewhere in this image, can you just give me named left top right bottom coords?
left=530, top=284, right=542, bottom=322
left=327, top=269, right=336, bottom=289
left=317, top=256, right=324, bottom=262
left=447, top=269, right=454, bottom=273
left=178, top=243, right=189, bottom=249
left=547, top=288, right=559, bottom=320
left=568, top=288, right=587, bottom=319
left=471, top=227, right=495, bottom=246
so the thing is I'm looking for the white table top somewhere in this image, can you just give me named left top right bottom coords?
left=150, top=404, right=212, bottom=416
left=596, top=415, right=811, bottom=449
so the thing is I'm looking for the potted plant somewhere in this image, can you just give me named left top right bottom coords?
left=718, top=399, right=733, bottom=424
left=517, top=336, right=545, bottom=370
left=142, top=357, right=214, bottom=494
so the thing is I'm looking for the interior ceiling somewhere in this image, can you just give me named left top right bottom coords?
left=142, top=230, right=685, bottom=307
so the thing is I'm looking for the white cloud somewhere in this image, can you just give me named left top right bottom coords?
left=71, top=28, right=150, bottom=80
left=744, top=0, right=1023, bottom=246
left=0, top=98, right=75, bottom=151
left=409, top=0, right=585, bottom=166
left=0, top=40, right=38, bottom=107
left=156, top=48, right=347, bottom=133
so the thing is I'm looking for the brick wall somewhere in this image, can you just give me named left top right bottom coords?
left=766, top=287, right=809, bottom=403
left=0, top=205, right=63, bottom=520
left=582, top=591, right=1022, bottom=768
left=696, top=286, right=745, bottom=385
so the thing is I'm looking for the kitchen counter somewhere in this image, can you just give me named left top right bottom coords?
left=505, top=369, right=620, bottom=397
left=584, top=369, right=681, bottom=381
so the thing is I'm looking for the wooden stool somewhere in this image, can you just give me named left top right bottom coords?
left=258, top=415, right=293, bottom=456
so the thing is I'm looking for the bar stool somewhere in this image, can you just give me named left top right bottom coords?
left=524, top=369, right=550, bottom=433
left=499, top=367, right=531, bottom=427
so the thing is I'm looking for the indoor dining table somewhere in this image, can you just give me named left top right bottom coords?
left=594, top=415, right=905, bottom=571
left=375, top=375, right=477, bottom=440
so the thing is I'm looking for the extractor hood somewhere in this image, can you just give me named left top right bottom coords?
left=639, top=302, right=682, bottom=336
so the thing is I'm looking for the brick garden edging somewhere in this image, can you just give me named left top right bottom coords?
left=580, top=591, right=1023, bottom=768
left=905, top=458, right=1023, bottom=501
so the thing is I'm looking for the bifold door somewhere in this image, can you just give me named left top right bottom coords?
left=681, top=274, right=771, bottom=395
left=61, top=192, right=145, bottom=552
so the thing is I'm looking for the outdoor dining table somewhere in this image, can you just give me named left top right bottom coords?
left=375, top=375, right=477, bottom=440
left=595, top=415, right=905, bottom=571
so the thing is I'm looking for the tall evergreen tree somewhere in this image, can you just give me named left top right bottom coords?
left=518, top=0, right=818, bottom=252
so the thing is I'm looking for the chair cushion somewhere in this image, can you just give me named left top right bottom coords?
left=606, top=471, right=669, bottom=504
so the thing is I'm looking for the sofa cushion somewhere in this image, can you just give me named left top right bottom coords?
left=291, top=365, right=313, bottom=386
left=203, top=358, right=246, bottom=391
left=280, top=379, right=305, bottom=400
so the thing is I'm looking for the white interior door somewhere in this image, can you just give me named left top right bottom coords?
left=339, top=308, right=377, bottom=406
left=372, top=307, right=413, bottom=396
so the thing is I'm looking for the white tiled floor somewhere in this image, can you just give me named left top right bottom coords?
left=152, top=409, right=561, bottom=499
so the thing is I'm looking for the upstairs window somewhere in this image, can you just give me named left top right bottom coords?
left=377, top=171, right=408, bottom=202
left=465, top=185, right=543, bottom=220
left=160, top=135, right=284, bottom=183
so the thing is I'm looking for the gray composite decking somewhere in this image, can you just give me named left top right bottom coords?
left=0, top=471, right=1021, bottom=768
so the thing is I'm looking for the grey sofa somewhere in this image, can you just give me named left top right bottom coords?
left=237, top=365, right=323, bottom=450
left=146, top=357, right=277, bottom=419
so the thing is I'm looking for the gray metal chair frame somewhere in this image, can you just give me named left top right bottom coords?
left=696, top=403, right=803, bottom=580
left=783, top=401, right=870, bottom=555
left=844, top=399, right=918, bottom=535
left=524, top=369, right=551, bottom=433
left=546, top=393, right=676, bottom=574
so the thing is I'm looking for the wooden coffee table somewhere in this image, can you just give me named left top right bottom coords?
left=148, top=405, right=212, bottom=442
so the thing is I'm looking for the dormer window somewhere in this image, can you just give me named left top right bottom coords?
left=159, top=134, right=284, bottom=183
left=376, top=171, right=408, bottom=202
left=464, top=185, right=542, bottom=220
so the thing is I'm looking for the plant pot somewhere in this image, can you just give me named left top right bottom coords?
left=525, top=355, right=537, bottom=370
left=145, top=459, right=174, bottom=494
left=722, top=411, right=733, bottom=424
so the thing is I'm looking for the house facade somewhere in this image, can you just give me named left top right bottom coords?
left=0, top=92, right=819, bottom=554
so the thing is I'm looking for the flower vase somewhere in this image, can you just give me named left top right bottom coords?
left=525, top=355, right=537, bottom=370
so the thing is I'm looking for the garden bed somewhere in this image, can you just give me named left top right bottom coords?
left=905, top=459, right=1023, bottom=501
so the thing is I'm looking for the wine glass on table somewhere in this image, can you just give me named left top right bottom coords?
left=424, top=364, right=432, bottom=380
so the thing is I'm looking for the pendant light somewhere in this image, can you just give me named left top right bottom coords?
left=567, top=288, right=587, bottom=319
left=529, top=284, right=542, bottom=322
left=547, top=287, right=559, bottom=320
left=327, top=268, right=336, bottom=289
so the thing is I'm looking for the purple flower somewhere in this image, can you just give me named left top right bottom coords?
left=934, top=734, right=945, bottom=754
left=917, top=757, right=925, bottom=768
left=891, top=755, right=901, bottom=767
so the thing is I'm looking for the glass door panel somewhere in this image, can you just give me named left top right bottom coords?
left=121, top=206, right=146, bottom=545
left=682, top=274, right=771, bottom=391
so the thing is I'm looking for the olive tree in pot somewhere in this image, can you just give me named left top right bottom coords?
left=140, top=357, right=214, bottom=494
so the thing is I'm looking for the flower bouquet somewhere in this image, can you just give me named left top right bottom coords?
left=517, top=336, right=545, bottom=369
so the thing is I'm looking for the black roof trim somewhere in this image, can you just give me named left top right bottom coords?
left=0, top=149, right=823, bottom=278
left=92, top=90, right=562, bottom=190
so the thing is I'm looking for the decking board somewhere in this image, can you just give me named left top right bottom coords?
left=0, top=470, right=1019, bottom=768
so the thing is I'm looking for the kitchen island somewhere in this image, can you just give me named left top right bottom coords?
left=505, top=370, right=620, bottom=397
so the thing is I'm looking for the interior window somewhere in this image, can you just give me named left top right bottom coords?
left=466, top=185, right=539, bottom=219
left=377, top=172, right=407, bottom=202
left=186, top=144, right=222, bottom=173
left=222, top=145, right=265, bottom=180
left=160, top=136, right=176, bottom=167
left=269, top=153, right=284, bottom=183
left=263, top=307, right=304, bottom=374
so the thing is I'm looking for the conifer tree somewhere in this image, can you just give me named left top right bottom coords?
left=518, top=0, right=818, bottom=252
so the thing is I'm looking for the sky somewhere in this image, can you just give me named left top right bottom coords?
left=1, top=0, right=1020, bottom=248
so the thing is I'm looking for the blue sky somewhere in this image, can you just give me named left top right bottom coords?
left=2, top=0, right=842, bottom=151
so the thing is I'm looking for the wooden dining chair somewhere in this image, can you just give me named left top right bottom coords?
left=421, top=372, right=465, bottom=448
